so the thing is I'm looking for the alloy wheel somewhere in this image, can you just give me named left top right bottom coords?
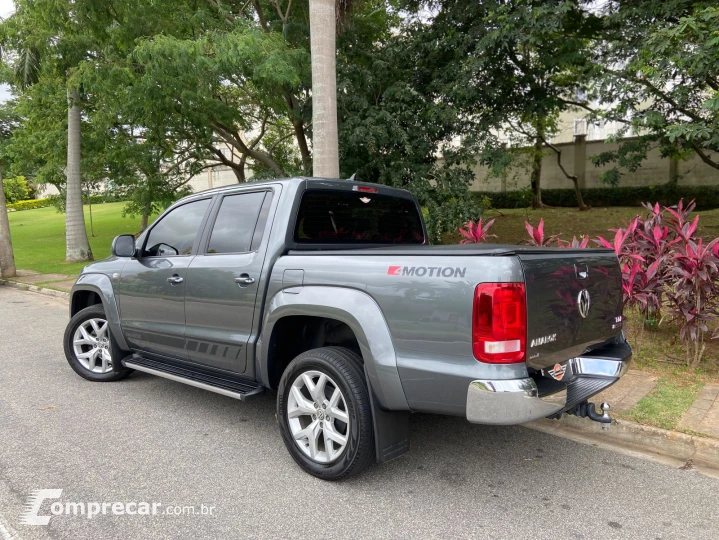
left=72, top=318, right=114, bottom=374
left=287, top=370, right=350, bottom=464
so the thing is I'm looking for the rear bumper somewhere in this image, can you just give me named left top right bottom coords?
left=466, top=354, right=630, bottom=425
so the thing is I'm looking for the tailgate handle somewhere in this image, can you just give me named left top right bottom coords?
left=574, top=264, right=589, bottom=280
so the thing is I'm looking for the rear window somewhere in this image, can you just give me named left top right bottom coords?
left=294, top=189, right=425, bottom=244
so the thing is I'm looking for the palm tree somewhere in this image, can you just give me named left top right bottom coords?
left=0, top=99, right=19, bottom=278
left=64, top=84, right=92, bottom=262
left=309, top=0, right=340, bottom=178
left=0, top=168, right=17, bottom=278
left=9, top=31, right=93, bottom=262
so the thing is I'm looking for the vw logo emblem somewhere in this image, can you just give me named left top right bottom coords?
left=577, top=289, right=591, bottom=318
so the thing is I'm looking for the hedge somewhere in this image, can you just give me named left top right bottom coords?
left=474, top=185, right=719, bottom=211
left=6, top=198, right=53, bottom=211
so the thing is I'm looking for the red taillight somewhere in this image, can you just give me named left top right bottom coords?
left=352, top=185, right=379, bottom=193
left=472, top=283, right=526, bottom=363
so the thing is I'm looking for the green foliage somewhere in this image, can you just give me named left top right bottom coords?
left=6, top=198, right=52, bottom=211
left=474, top=185, right=719, bottom=211
left=2, top=176, right=29, bottom=203
left=588, top=1, right=719, bottom=179
left=408, top=0, right=600, bottom=207
left=336, top=1, right=482, bottom=237
left=424, top=198, right=488, bottom=244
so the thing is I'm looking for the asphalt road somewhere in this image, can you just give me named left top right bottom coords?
left=1, top=285, right=719, bottom=540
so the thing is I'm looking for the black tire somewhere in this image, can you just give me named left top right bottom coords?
left=277, top=347, right=374, bottom=480
left=63, top=304, right=134, bottom=382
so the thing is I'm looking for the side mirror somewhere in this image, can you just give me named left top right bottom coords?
left=111, top=234, right=136, bottom=258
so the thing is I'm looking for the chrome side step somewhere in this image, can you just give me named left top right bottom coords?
left=123, top=355, right=264, bottom=401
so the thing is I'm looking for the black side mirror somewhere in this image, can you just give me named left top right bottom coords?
left=111, top=234, right=136, bottom=258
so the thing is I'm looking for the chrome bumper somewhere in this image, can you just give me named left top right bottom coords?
left=466, top=356, right=629, bottom=425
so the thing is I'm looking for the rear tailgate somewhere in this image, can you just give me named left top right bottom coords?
left=519, top=250, right=624, bottom=371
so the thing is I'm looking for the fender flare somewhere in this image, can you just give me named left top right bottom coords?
left=71, top=273, right=130, bottom=351
left=257, top=286, right=410, bottom=411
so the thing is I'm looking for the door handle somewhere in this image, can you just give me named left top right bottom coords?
left=167, top=275, right=184, bottom=285
left=234, top=275, right=256, bottom=286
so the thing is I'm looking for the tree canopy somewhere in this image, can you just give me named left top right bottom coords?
left=0, top=0, right=716, bottom=239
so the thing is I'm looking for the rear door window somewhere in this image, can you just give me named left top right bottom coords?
left=207, top=191, right=267, bottom=254
left=295, top=190, right=425, bottom=244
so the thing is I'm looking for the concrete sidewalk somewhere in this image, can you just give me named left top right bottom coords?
left=679, top=384, right=719, bottom=438
left=3, top=269, right=76, bottom=293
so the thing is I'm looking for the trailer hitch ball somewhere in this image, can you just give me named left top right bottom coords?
left=570, top=401, right=612, bottom=428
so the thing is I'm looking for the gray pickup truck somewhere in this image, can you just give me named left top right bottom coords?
left=63, top=177, right=631, bottom=479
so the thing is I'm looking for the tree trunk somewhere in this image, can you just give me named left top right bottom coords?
left=571, top=177, right=588, bottom=211
left=285, top=93, right=312, bottom=174
left=309, top=0, right=340, bottom=178
left=530, top=131, right=543, bottom=209
left=0, top=169, right=17, bottom=278
left=140, top=199, right=151, bottom=232
left=65, top=86, right=93, bottom=262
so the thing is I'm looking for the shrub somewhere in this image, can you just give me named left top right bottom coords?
left=47, top=192, right=125, bottom=212
left=473, top=185, right=719, bottom=210
left=2, top=176, right=29, bottom=203
left=592, top=199, right=719, bottom=365
left=6, top=198, right=53, bottom=211
left=424, top=197, right=487, bottom=244
left=665, top=237, right=719, bottom=367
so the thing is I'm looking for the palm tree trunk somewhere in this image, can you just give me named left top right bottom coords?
left=309, top=0, right=340, bottom=178
left=0, top=169, right=17, bottom=278
left=65, top=85, right=93, bottom=262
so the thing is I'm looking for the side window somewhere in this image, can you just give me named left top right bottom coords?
left=207, top=192, right=267, bottom=254
left=143, top=198, right=211, bottom=257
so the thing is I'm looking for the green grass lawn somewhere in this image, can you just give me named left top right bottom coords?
left=7, top=202, right=155, bottom=276
left=623, top=377, right=703, bottom=431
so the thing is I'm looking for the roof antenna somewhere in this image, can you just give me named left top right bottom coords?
left=348, top=173, right=357, bottom=181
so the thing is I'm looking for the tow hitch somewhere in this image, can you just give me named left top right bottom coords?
left=570, top=401, right=611, bottom=429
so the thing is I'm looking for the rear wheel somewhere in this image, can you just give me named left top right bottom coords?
left=277, top=347, right=374, bottom=480
left=63, top=304, right=133, bottom=382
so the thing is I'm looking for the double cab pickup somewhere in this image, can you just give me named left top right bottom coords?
left=64, top=177, right=631, bottom=479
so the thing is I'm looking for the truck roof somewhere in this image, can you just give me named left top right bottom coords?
left=177, top=177, right=414, bottom=203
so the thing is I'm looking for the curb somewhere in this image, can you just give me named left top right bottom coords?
left=527, top=414, right=719, bottom=473
left=0, top=278, right=70, bottom=301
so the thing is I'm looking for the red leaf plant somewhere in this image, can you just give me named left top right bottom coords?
left=524, top=219, right=561, bottom=247
left=557, top=236, right=590, bottom=249
left=664, top=237, right=719, bottom=367
left=594, top=199, right=719, bottom=365
left=459, top=218, right=497, bottom=244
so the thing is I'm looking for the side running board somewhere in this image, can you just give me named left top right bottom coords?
left=123, top=355, right=264, bottom=401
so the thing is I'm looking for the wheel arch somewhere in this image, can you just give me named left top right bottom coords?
left=70, top=274, right=129, bottom=351
left=257, top=286, right=409, bottom=411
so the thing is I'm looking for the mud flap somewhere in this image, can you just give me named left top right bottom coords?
left=365, top=367, right=410, bottom=463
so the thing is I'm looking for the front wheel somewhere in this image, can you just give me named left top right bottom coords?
left=277, top=347, right=375, bottom=480
left=63, top=304, right=133, bottom=382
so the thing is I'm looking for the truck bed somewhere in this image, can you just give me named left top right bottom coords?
left=288, top=243, right=613, bottom=256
